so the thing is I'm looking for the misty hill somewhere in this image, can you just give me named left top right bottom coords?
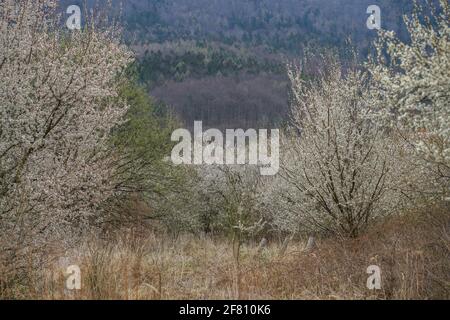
left=62, top=0, right=416, bottom=128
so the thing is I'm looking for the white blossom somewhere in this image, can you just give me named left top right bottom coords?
left=0, top=0, right=132, bottom=247
left=271, top=56, right=415, bottom=237
left=368, top=0, right=450, bottom=184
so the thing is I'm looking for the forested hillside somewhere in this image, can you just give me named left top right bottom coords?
left=60, top=0, right=416, bottom=128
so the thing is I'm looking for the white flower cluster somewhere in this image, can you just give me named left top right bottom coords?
left=0, top=0, right=132, bottom=245
left=267, top=56, right=416, bottom=237
left=368, top=0, right=450, bottom=169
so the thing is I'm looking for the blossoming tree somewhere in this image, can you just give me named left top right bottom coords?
left=276, top=55, right=412, bottom=237
left=0, top=0, right=132, bottom=249
left=368, top=0, right=449, bottom=198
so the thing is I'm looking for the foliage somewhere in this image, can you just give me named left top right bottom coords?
left=85, top=68, right=204, bottom=235
left=136, top=41, right=283, bottom=87
left=0, top=0, right=132, bottom=247
left=273, top=55, right=415, bottom=237
left=368, top=0, right=450, bottom=199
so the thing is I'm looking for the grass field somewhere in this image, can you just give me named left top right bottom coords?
left=2, top=206, right=448, bottom=300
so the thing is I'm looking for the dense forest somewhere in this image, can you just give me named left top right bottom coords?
left=61, top=0, right=416, bottom=128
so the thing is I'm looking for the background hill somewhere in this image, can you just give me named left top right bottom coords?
left=62, top=0, right=416, bottom=128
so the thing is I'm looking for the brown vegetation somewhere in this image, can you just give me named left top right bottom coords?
left=1, top=205, right=448, bottom=300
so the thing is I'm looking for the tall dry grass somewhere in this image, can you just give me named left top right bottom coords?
left=1, top=205, right=448, bottom=300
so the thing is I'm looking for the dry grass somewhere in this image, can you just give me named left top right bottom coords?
left=1, top=206, right=448, bottom=300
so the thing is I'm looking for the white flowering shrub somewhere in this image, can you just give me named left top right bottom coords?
left=0, top=0, right=132, bottom=250
left=196, top=164, right=266, bottom=238
left=194, top=163, right=266, bottom=275
left=368, top=0, right=449, bottom=197
left=275, top=56, right=414, bottom=238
